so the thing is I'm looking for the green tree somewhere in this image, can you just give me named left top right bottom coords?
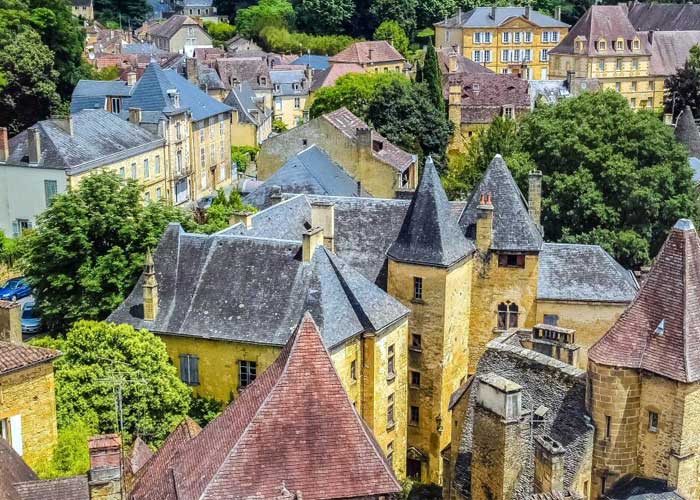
left=0, top=29, right=60, bottom=134
left=518, top=90, right=697, bottom=267
left=235, top=0, right=295, bottom=39
left=310, top=72, right=406, bottom=119
left=272, top=117, right=288, bottom=132
left=93, top=0, right=152, bottom=27
left=665, top=44, right=700, bottom=119
left=188, top=395, right=225, bottom=427
left=89, top=65, right=121, bottom=81
left=33, top=321, right=190, bottom=445
left=415, top=0, right=457, bottom=31
left=193, top=189, right=257, bottom=234
left=418, top=43, right=444, bottom=113
left=204, top=21, right=236, bottom=43
left=35, top=416, right=96, bottom=479
left=22, top=172, right=194, bottom=332
left=258, top=26, right=356, bottom=54
left=296, top=0, right=355, bottom=34
left=373, top=20, right=409, bottom=56
left=368, top=0, right=417, bottom=35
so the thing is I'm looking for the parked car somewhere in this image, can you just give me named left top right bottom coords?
left=0, top=278, right=31, bottom=301
left=21, top=301, right=41, bottom=335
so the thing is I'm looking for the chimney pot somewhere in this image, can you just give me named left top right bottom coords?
left=448, top=50, right=458, bottom=73
left=476, top=192, right=494, bottom=252
left=302, top=226, right=324, bottom=262
left=528, top=170, right=543, bottom=230
left=229, top=210, right=254, bottom=229
left=129, top=107, right=143, bottom=125
left=127, top=71, right=137, bottom=86
left=0, top=301, right=22, bottom=344
left=28, top=127, right=41, bottom=165
left=311, top=201, right=335, bottom=251
left=0, top=127, right=9, bottom=162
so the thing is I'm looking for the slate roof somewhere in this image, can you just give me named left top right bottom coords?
left=215, top=57, right=271, bottom=90
left=435, top=7, right=568, bottom=28
left=387, top=157, right=474, bottom=267
left=7, top=110, right=163, bottom=171
left=0, top=339, right=60, bottom=376
left=130, top=313, right=401, bottom=500
left=453, top=332, right=591, bottom=499
left=589, top=219, right=700, bottom=382
left=122, top=43, right=163, bottom=55
left=648, top=31, right=700, bottom=77
left=196, top=65, right=225, bottom=90
left=627, top=2, right=700, bottom=31
left=244, top=145, right=368, bottom=206
left=309, top=63, right=365, bottom=91
left=149, top=15, right=204, bottom=39
left=70, top=80, right=132, bottom=114
left=605, top=476, right=684, bottom=500
left=458, top=155, right=543, bottom=252
left=448, top=74, right=531, bottom=124
left=224, top=80, right=269, bottom=125
left=270, top=68, right=309, bottom=96
left=108, top=224, right=409, bottom=349
left=675, top=106, right=700, bottom=157
left=538, top=243, right=638, bottom=303
left=329, top=41, right=405, bottom=65
left=437, top=48, right=494, bottom=76
left=291, top=54, right=330, bottom=71
left=322, top=107, right=415, bottom=172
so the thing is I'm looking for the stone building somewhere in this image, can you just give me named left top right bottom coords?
left=257, top=107, right=418, bottom=198
left=146, top=15, right=213, bottom=57
left=71, top=0, right=93, bottom=21
left=588, top=218, right=700, bottom=499
left=129, top=313, right=402, bottom=499
left=270, top=65, right=312, bottom=129
left=0, top=301, right=61, bottom=470
left=329, top=40, right=407, bottom=75
left=224, top=80, right=272, bottom=146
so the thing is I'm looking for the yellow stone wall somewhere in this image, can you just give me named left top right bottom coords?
left=0, top=362, right=58, bottom=470
left=387, top=258, right=471, bottom=484
left=273, top=95, right=308, bottom=130
left=445, top=382, right=472, bottom=500
left=231, top=112, right=258, bottom=148
left=436, top=18, right=569, bottom=80
left=534, top=300, right=627, bottom=369
left=468, top=253, right=539, bottom=373
left=190, top=114, right=233, bottom=200
left=359, top=62, right=406, bottom=74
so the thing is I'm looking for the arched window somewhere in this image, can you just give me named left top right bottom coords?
left=497, top=301, right=519, bottom=329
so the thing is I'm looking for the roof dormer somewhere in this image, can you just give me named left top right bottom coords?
left=632, top=36, right=641, bottom=52
left=574, top=36, right=586, bottom=54
left=597, top=38, right=607, bottom=52
left=615, top=37, right=625, bottom=51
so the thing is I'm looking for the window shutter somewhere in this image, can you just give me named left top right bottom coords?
left=179, top=355, right=188, bottom=383
left=498, top=255, right=508, bottom=267
left=192, top=356, right=199, bottom=385
left=517, top=255, right=525, bottom=267
left=10, top=415, right=22, bottom=455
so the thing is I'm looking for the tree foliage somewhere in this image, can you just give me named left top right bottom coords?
left=188, top=395, right=225, bottom=427
left=204, top=21, right=236, bottom=43
left=22, top=172, right=195, bottom=332
left=373, top=20, right=409, bottom=56
left=193, top=189, right=257, bottom=234
left=295, top=0, right=355, bottom=35
left=258, top=25, right=357, bottom=55
left=93, top=0, right=152, bottom=27
left=418, top=43, right=444, bottom=113
left=310, top=72, right=400, bottom=119
left=35, top=416, right=96, bottom=479
left=368, top=0, right=417, bottom=35
left=665, top=44, right=700, bottom=119
left=235, top=0, right=295, bottom=39
left=33, top=321, right=190, bottom=445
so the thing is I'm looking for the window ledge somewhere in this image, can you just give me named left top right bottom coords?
left=387, top=373, right=396, bottom=382
left=409, top=347, right=423, bottom=353
left=386, top=422, right=396, bottom=432
left=409, top=384, right=420, bottom=390
left=411, top=298, right=424, bottom=305
left=409, top=422, right=419, bottom=427
left=350, top=378, right=358, bottom=385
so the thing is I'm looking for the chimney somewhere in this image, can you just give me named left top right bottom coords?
left=305, top=64, right=312, bottom=82
left=368, top=48, right=373, bottom=61
left=269, top=185, right=283, bottom=205
left=528, top=170, right=543, bottom=230
left=476, top=192, right=494, bottom=253
left=88, top=434, right=122, bottom=500
left=356, top=180, right=362, bottom=196
left=311, top=201, right=335, bottom=251
left=0, top=127, right=8, bottom=162
left=143, top=249, right=159, bottom=321
left=448, top=49, right=458, bottom=73
left=127, top=71, right=137, bottom=86
left=54, top=117, right=73, bottom=136
left=129, top=107, right=142, bottom=125
left=27, top=127, right=41, bottom=165
left=471, top=373, right=525, bottom=500
left=0, top=301, right=22, bottom=344
left=534, top=436, right=566, bottom=494
left=554, top=5, right=561, bottom=21
left=186, top=57, right=198, bottom=84
left=490, top=5, right=497, bottom=19
left=229, top=210, right=254, bottom=229
left=525, top=5, right=530, bottom=19
left=302, top=226, right=324, bottom=262
left=448, top=82, right=462, bottom=128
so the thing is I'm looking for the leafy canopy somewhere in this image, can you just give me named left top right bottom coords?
left=665, top=44, right=700, bottom=119
left=22, top=172, right=194, bottom=332
left=33, top=321, right=190, bottom=445
left=296, top=0, right=355, bottom=35
left=373, top=20, right=409, bottom=56
left=204, top=21, right=236, bottom=43
left=235, top=0, right=295, bottom=39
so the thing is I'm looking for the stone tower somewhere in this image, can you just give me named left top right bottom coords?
left=143, top=249, right=159, bottom=321
left=386, top=156, right=474, bottom=484
left=588, top=219, right=700, bottom=499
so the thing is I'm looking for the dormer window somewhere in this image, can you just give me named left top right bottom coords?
left=167, top=89, right=180, bottom=108
left=273, top=83, right=280, bottom=92
left=259, top=76, right=267, bottom=85
left=632, top=38, right=640, bottom=51
left=598, top=39, right=607, bottom=51
left=654, top=319, right=665, bottom=336
left=616, top=38, right=624, bottom=51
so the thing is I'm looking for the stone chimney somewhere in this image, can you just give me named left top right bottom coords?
left=0, top=301, right=22, bottom=344
left=554, top=5, right=561, bottom=21
left=534, top=435, right=566, bottom=494
left=368, top=48, right=373, bottom=61
left=528, top=170, right=543, bottom=230
left=525, top=5, right=530, bottom=18
left=302, top=226, right=324, bottom=262
left=490, top=6, right=497, bottom=19
left=448, top=82, right=462, bottom=128
left=27, top=127, right=41, bottom=165
left=129, top=107, right=142, bottom=125
left=311, top=201, right=335, bottom=251
left=229, top=210, right=254, bottom=229
left=127, top=71, right=137, bottom=87
left=0, top=127, right=8, bottom=162
left=471, top=373, right=525, bottom=500
left=356, top=127, right=371, bottom=148
left=88, top=434, right=122, bottom=500
left=143, top=249, right=159, bottom=321
left=53, top=117, right=73, bottom=136
left=448, top=49, right=458, bottom=74
left=186, top=57, right=198, bottom=84
left=476, top=192, right=494, bottom=253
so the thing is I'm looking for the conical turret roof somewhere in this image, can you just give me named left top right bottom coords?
left=675, top=106, right=700, bottom=157
left=387, top=157, right=473, bottom=267
left=589, top=219, right=700, bottom=382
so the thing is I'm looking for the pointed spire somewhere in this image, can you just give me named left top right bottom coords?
left=590, top=219, right=700, bottom=382
left=675, top=106, right=700, bottom=157
left=387, top=156, right=474, bottom=267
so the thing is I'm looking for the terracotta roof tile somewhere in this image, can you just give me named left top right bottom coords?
left=309, top=63, right=364, bottom=91
left=13, top=477, right=89, bottom=500
left=589, top=219, right=700, bottom=382
left=448, top=74, right=530, bottom=124
left=329, top=41, right=405, bottom=65
left=130, top=313, right=401, bottom=500
left=126, top=438, right=154, bottom=476
left=0, top=341, right=60, bottom=376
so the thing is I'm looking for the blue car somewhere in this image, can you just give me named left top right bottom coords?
left=21, top=301, right=41, bottom=335
left=0, top=278, right=31, bottom=301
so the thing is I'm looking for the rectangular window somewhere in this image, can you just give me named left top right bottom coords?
left=294, top=97, right=301, bottom=109
left=483, top=50, right=492, bottom=63
left=503, top=106, right=514, bottom=119
left=514, top=31, right=521, bottom=44
left=44, top=180, right=58, bottom=207
left=350, top=359, right=357, bottom=381
left=110, top=97, right=121, bottom=114
left=410, top=370, right=421, bottom=387
left=473, top=32, right=481, bottom=44
left=156, top=187, right=162, bottom=200
left=176, top=122, right=182, bottom=140
left=513, top=49, right=521, bottom=62
left=201, top=169, right=207, bottom=190
left=179, top=354, right=199, bottom=385
left=502, top=32, right=510, bottom=43
left=219, top=162, right=226, bottom=182
left=411, top=333, right=422, bottom=351
left=633, top=59, right=639, bottom=70
left=615, top=82, right=621, bottom=92
left=648, top=411, right=659, bottom=432
left=543, top=314, right=559, bottom=326
left=616, top=58, right=623, bottom=71
left=630, top=97, right=636, bottom=108
left=502, top=49, right=510, bottom=63
left=598, top=60, right=605, bottom=71
left=220, top=143, right=225, bottom=162
left=220, top=120, right=224, bottom=137
left=413, top=277, right=423, bottom=300
left=410, top=405, right=420, bottom=425
left=239, top=360, right=257, bottom=388
left=472, top=50, right=481, bottom=63
left=552, top=31, right=560, bottom=43
left=648, top=81, right=654, bottom=91
left=200, top=147, right=206, bottom=169
left=199, top=128, right=204, bottom=142
left=210, top=148, right=215, bottom=166
left=631, top=81, right=637, bottom=92
left=119, top=166, right=125, bottom=178
left=524, top=31, right=532, bottom=43
left=155, top=155, right=161, bottom=175
left=0, top=418, right=11, bottom=445
left=484, top=32, right=492, bottom=44
left=605, top=415, right=612, bottom=439
left=542, top=31, right=549, bottom=43
left=387, top=393, right=395, bottom=428
left=498, top=254, right=525, bottom=268
left=1, top=416, right=21, bottom=455
left=144, top=158, right=149, bottom=179
left=540, top=49, right=549, bottom=62
left=387, top=441, right=394, bottom=466
left=144, top=192, right=151, bottom=204
left=387, top=345, right=395, bottom=378
left=131, top=162, right=137, bottom=179
left=524, top=49, right=532, bottom=62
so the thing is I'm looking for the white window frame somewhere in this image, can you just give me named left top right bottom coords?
left=524, top=31, right=532, bottom=43
left=144, top=158, right=149, bottom=179
left=472, top=50, right=482, bottom=63
left=473, top=32, right=482, bottom=44
left=540, top=49, right=549, bottom=62
left=502, top=49, right=510, bottom=63
left=514, top=31, right=521, bottom=44
left=502, top=32, right=510, bottom=43
left=155, top=155, right=161, bottom=175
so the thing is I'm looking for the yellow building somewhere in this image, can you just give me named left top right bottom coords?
left=0, top=301, right=61, bottom=470
left=71, top=0, right=94, bottom=20
left=435, top=6, right=570, bottom=80
left=328, top=40, right=407, bottom=75
left=224, top=81, right=273, bottom=147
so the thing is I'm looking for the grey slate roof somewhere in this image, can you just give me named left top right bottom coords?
left=7, top=110, right=163, bottom=171
left=13, top=477, right=89, bottom=500
left=606, top=477, right=684, bottom=500
left=675, top=106, right=700, bottom=157
left=270, top=68, right=309, bottom=96
left=627, top=2, right=700, bottom=31
left=224, top=81, right=269, bottom=125
left=122, top=43, right=164, bottom=55
left=108, top=224, right=408, bottom=349
left=70, top=80, right=132, bottom=114
left=458, top=155, right=543, bottom=252
left=290, top=54, right=330, bottom=71
left=435, top=7, right=569, bottom=28
left=244, top=145, right=367, bottom=206
left=149, top=15, right=207, bottom=40
left=538, top=243, right=638, bottom=303
left=387, top=157, right=474, bottom=267
left=197, top=65, right=225, bottom=90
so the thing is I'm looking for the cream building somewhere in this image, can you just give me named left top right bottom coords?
left=270, top=66, right=312, bottom=130
left=328, top=40, right=407, bottom=75
left=147, top=15, right=213, bottom=57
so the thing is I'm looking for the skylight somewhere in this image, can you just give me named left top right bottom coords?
left=654, top=319, right=665, bottom=336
